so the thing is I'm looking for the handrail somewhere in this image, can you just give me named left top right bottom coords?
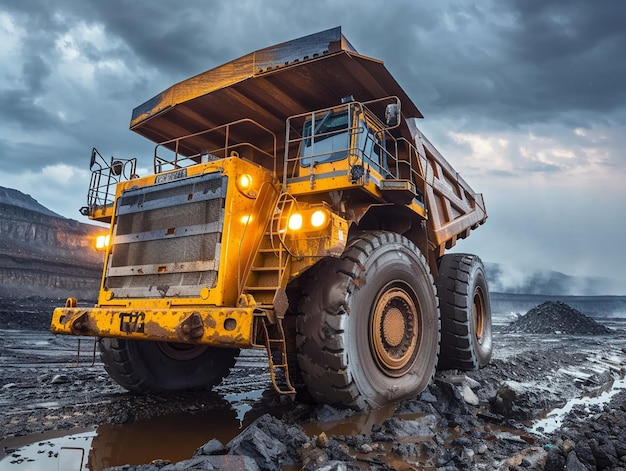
left=153, top=118, right=277, bottom=175
left=237, top=180, right=281, bottom=293
left=81, top=148, right=137, bottom=216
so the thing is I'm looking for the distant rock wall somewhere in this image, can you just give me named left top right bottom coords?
left=0, top=202, right=104, bottom=299
left=0, top=203, right=95, bottom=247
left=0, top=256, right=101, bottom=297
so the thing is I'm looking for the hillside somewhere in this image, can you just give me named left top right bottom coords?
left=0, top=187, right=63, bottom=218
left=0, top=187, right=103, bottom=299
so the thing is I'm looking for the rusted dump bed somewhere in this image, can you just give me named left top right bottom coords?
left=130, top=27, right=486, bottom=255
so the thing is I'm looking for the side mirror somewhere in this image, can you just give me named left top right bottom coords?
left=111, top=160, right=123, bottom=176
left=385, top=103, right=400, bottom=127
left=90, top=148, right=97, bottom=170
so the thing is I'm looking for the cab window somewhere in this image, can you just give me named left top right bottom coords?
left=300, top=111, right=350, bottom=166
left=357, top=118, right=386, bottom=173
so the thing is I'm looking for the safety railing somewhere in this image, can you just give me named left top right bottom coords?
left=80, top=148, right=137, bottom=217
left=283, top=96, right=427, bottom=197
left=153, top=118, right=277, bottom=175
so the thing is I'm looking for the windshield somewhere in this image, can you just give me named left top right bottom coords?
left=300, top=111, right=350, bottom=166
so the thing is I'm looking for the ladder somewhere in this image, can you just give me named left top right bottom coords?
left=242, top=195, right=297, bottom=395
left=241, top=193, right=297, bottom=307
left=260, top=317, right=296, bottom=395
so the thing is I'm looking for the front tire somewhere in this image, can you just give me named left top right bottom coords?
left=436, top=253, right=492, bottom=370
left=99, top=338, right=239, bottom=393
left=296, top=231, right=440, bottom=410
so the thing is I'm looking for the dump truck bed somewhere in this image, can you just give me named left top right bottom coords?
left=130, top=27, right=422, bottom=149
left=130, top=26, right=485, bottom=256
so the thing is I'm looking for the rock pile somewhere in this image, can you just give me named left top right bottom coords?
left=502, top=301, right=612, bottom=335
left=544, top=389, right=626, bottom=469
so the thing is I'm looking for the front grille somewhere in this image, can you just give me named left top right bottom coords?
left=105, top=172, right=227, bottom=298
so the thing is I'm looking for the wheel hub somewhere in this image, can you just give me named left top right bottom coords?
left=382, top=307, right=405, bottom=347
left=473, top=287, right=486, bottom=344
left=371, top=285, right=419, bottom=377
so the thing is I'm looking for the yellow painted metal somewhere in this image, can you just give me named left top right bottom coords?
left=66, top=153, right=348, bottom=348
left=51, top=305, right=255, bottom=348
left=124, top=26, right=483, bottom=261
left=129, top=27, right=423, bottom=145
left=99, top=157, right=279, bottom=309
left=285, top=211, right=349, bottom=260
left=89, top=205, right=114, bottom=223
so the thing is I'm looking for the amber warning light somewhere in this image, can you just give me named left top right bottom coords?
left=95, top=234, right=111, bottom=251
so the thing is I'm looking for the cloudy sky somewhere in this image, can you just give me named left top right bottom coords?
left=1, top=0, right=625, bottom=286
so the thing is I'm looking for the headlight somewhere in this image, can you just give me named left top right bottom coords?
left=95, top=234, right=110, bottom=251
left=236, top=174, right=257, bottom=197
left=288, top=213, right=303, bottom=231
left=311, top=210, right=327, bottom=228
left=238, top=174, right=252, bottom=189
left=287, top=208, right=330, bottom=232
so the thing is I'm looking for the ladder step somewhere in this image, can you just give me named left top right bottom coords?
left=245, top=286, right=280, bottom=292
left=257, top=247, right=280, bottom=253
left=260, top=318, right=295, bottom=396
left=241, top=204, right=291, bottom=326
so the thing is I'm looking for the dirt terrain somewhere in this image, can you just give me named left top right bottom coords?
left=1, top=297, right=626, bottom=470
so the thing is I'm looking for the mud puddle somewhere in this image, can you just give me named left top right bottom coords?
left=0, top=402, right=369, bottom=469
left=0, top=403, right=257, bottom=471
left=0, top=396, right=416, bottom=470
left=1, top=428, right=95, bottom=471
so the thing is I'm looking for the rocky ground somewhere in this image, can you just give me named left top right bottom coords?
left=1, top=298, right=626, bottom=470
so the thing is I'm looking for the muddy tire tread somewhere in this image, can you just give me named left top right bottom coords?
left=297, top=231, right=438, bottom=409
left=436, top=253, right=492, bottom=370
left=99, top=338, right=150, bottom=393
left=99, top=338, right=238, bottom=394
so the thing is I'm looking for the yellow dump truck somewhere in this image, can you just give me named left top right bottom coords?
left=51, top=27, right=490, bottom=410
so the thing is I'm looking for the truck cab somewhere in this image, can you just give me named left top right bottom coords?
left=287, top=97, right=421, bottom=205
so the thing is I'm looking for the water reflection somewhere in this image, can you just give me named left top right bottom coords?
left=0, top=429, right=94, bottom=471
left=303, top=402, right=397, bottom=437
left=0, top=397, right=246, bottom=471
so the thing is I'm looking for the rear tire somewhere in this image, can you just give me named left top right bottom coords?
left=99, top=338, right=239, bottom=393
left=296, top=231, right=440, bottom=410
left=436, top=253, right=492, bottom=370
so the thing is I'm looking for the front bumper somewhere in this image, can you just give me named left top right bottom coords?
left=50, top=306, right=255, bottom=348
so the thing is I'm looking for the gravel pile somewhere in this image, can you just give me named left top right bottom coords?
left=502, top=301, right=613, bottom=335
